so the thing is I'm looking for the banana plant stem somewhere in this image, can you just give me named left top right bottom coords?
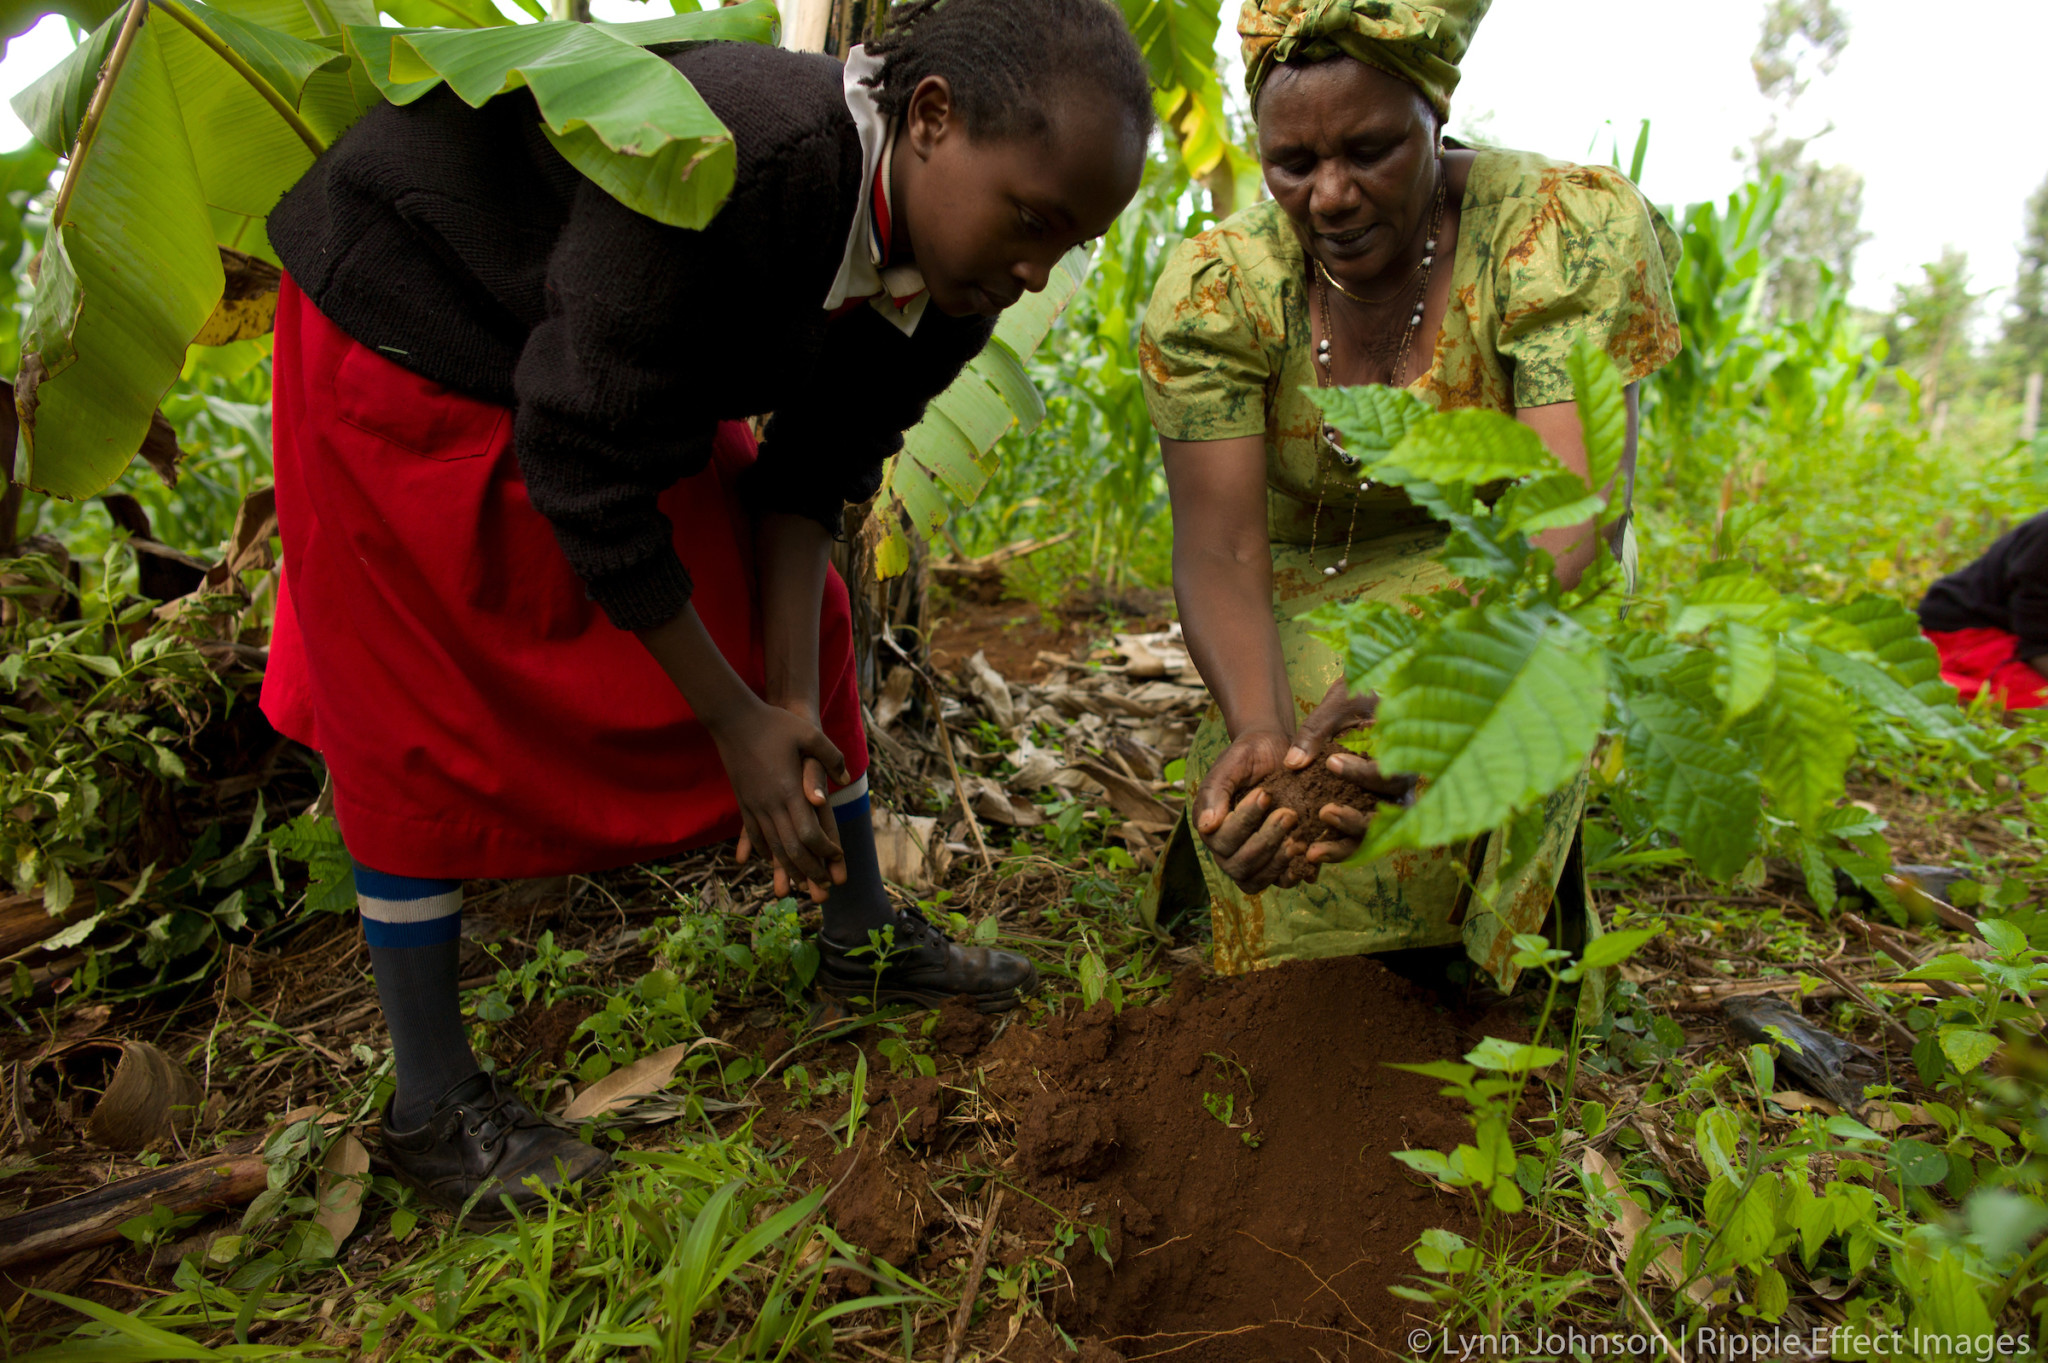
left=149, top=0, right=327, bottom=156
left=49, top=0, right=150, bottom=231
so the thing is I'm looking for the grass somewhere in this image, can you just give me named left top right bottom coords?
left=4, top=195, right=2046, bottom=1355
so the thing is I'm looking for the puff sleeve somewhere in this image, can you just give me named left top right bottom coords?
left=1489, top=164, right=1683, bottom=409
left=1138, top=231, right=1281, bottom=442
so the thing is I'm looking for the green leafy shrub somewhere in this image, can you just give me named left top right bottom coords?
left=1306, top=341, right=1979, bottom=903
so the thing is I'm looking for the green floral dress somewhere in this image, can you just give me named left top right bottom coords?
left=1137, top=147, right=1682, bottom=989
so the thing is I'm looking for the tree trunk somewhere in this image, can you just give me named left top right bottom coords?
left=2, top=379, right=21, bottom=555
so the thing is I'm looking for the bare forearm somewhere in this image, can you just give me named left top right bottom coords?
left=757, top=513, right=832, bottom=715
left=1176, top=545, right=1293, bottom=740
left=1533, top=523, right=1599, bottom=590
left=1519, top=384, right=1638, bottom=593
left=637, top=604, right=760, bottom=726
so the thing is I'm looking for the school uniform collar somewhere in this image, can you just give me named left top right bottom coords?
left=824, top=44, right=929, bottom=336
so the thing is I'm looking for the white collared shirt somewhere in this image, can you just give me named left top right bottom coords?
left=822, top=44, right=930, bottom=337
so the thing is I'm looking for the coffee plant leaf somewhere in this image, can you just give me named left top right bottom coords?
left=1366, top=606, right=1607, bottom=855
left=1387, top=407, right=1555, bottom=486
left=1759, top=645, right=1856, bottom=828
left=1565, top=337, right=1627, bottom=512
left=1670, top=568, right=1785, bottom=635
left=1313, top=382, right=1432, bottom=459
left=1307, top=597, right=1422, bottom=696
left=1620, top=690, right=1761, bottom=881
left=1500, top=470, right=1608, bottom=537
left=1711, top=619, right=1776, bottom=721
left=1803, top=643, right=1977, bottom=752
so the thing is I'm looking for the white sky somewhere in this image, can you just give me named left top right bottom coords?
left=0, top=0, right=2041, bottom=329
left=1451, top=0, right=2048, bottom=325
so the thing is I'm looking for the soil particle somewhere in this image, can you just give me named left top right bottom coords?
left=931, top=995, right=993, bottom=1056
left=824, top=1134, right=929, bottom=1268
left=985, top=953, right=1475, bottom=1361
left=886, top=1075, right=952, bottom=1147
left=501, top=998, right=593, bottom=1070
left=1252, top=727, right=1381, bottom=882
left=1015, top=1091, right=1119, bottom=1180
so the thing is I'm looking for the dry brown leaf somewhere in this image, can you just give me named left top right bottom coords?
left=1070, top=760, right=1178, bottom=826
left=136, top=410, right=183, bottom=488
left=86, top=1041, right=203, bottom=1151
left=1581, top=1148, right=1711, bottom=1305
left=563, top=1041, right=727, bottom=1121
left=1770, top=1090, right=1840, bottom=1115
left=192, top=246, right=283, bottom=346
left=312, top=1132, right=370, bottom=1253
left=965, top=651, right=1016, bottom=730
left=875, top=810, right=949, bottom=890
left=873, top=665, right=916, bottom=730
left=1865, top=1103, right=1936, bottom=1133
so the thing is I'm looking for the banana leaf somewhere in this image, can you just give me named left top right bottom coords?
left=9, top=0, right=777, bottom=499
left=871, top=246, right=1093, bottom=580
left=351, top=1, right=778, bottom=232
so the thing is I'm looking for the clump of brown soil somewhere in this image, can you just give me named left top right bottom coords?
left=984, top=955, right=1475, bottom=1362
left=824, top=1132, right=933, bottom=1268
left=930, top=995, right=993, bottom=1056
left=496, top=997, right=595, bottom=1071
left=1252, top=726, right=1381, bottom=881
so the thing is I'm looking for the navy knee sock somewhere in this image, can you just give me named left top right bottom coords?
left=355, top=863, right=480, bottom=1129
left=820, top=780, right=898, bottom=947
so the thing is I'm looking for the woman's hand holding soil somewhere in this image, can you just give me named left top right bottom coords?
left=1271, top=680, right=1415, bottom=877
left=1194, top=726, right=1302, bottom=893
left=1198, top=682, right=1415, bottom=893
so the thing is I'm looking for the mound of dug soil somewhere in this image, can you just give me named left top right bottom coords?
left=984, top=955, right=1476, bottom=1362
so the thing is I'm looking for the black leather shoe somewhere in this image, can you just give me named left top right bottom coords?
left=817, top=908, right=1039, bottom=1013
left=380, top=1072, right=613, bottom=1220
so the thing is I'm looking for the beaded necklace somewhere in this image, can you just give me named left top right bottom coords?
left=1305, top=158, right=1448, bottom=578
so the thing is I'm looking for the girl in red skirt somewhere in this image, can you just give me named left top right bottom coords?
left=261, top=0, right=1150, bottom=1216
left=1918, top=510, right=2048, bottom=711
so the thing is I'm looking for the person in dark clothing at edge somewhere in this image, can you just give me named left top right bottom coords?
left=1917, top=511, right=2048, bottom=711
left=260, top=0, right=1151, bottom=1217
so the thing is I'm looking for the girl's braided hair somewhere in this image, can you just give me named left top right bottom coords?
left=865, top=0, right=1155, bottom=141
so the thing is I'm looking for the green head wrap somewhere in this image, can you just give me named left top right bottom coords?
left=1239, top=0, right=1490, bottom=117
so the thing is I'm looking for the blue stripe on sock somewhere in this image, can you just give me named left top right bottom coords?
left=361, top=913, right=463, bottom=949
left=353, top=863, right=462, bottom=902
left=832, top=792, right=871, bottom=823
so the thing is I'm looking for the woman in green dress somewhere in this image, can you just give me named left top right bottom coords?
left=1139, top=0, right=1683, bottom=988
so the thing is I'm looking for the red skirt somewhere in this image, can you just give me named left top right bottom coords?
left=262, top=278, right=869, bottom=878
left=1926, top=627, right=2048, bottom=711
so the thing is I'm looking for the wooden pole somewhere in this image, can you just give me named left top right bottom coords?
left=780, top=0, right=832, bottom=51
left=0, top=1148, right=267, bottom=1271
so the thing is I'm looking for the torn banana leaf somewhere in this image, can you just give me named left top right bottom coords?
left=350, top=0, right=780, bottom=230
left=9, top=0, right=775, bottom=500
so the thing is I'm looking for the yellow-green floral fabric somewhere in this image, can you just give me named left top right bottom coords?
left=1239, top=0, right=1492, bottom=114
left=1137, top=148, right=1679, bottom=990
left=1139, top=147, right=1683, bottom=549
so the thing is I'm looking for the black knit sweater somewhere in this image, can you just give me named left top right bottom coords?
left=269, top=41, right=992, bottom=631
left=1918, top=511, right=2048, bottom=660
